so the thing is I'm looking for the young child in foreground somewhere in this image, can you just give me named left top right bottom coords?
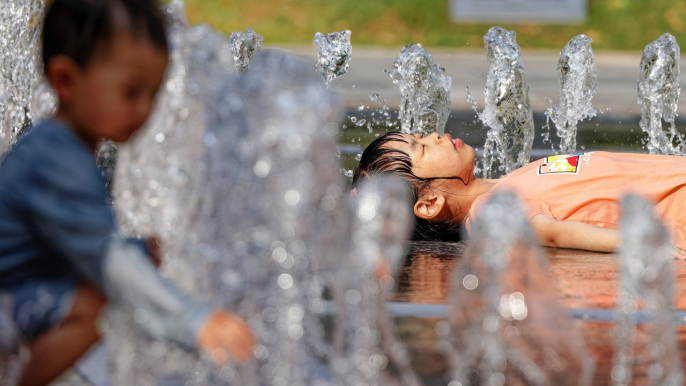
left=0, top=1, right=254, bottom=384
left=353, top=131, right=686, bottom=256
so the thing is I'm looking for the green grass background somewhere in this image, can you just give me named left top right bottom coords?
left=182, top=0, right=686, bottom=51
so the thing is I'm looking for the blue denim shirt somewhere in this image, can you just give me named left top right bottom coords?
left=0, top=120, right=114, bottom=289
left=0, top=120, right=209, bottom=347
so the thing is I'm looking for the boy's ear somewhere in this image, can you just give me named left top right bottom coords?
left=413, top=190, right=446, bottom=221
left=45, top=56, right=80, bottom=103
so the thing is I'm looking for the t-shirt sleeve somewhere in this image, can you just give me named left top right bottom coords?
left=518, top=195, right=552, bottom=221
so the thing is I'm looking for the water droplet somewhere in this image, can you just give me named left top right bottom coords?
left=254, top=344, right=269, bottom=360
left=277, top=273, right=294, bottom=289
left=463, top=274, right=478, bottom=290
left=254, top=158, right=272, bottom=177
left=130, top=308, right=147, bottom=325
left=344, top=289, right=361, bottom=304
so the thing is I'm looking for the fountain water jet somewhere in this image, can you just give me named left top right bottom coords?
left=545, top=34, right=597, bottom=154
left=106, top=2, right=238, bottom=383
left=442, top=191, right=594, bottom=386
left=637, top=33, right=683, bottom=155
left=469, top=27, right=534, bottom=178
left=0, top=0, right=47, bottom=158
left=390, top=44, right=451, bottom=135
left=229, top=27, right=263, bottom=73
left=611, top=195, right=684, bottom=386
left=313, top=30, right=352, bottom=85
left=331, top=176, right=421, bottom=386
left=111, top=12, right=349, bottom=376
left=192, top=49, right=345, bottom=385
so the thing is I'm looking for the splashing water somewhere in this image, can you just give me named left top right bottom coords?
left=545, top=35, right=597, bottom=154
left=0, top=0, right=53, bottom=379
left=229, top=27, right=263, bottom=73
left=347, top=93, right=396, bottom=137
left=611, top=195, right=684, bottom=386
left=96, top=140, right=118, bottom=198
left=0, top=0, right=48, bottom=158
left=112, top=0, right=229, bottom=293
left=111, top=3, right=349, bottom=374
left=390, top=44, right=451, bottom=135
left=196, top=50, right=345, bottom=384
left=107, top=2, right=238, bottom=382
left=637, top=33, right=683, bottom=155
left=313, top=30, right=352, bottom=85
left=442, top=191, right=594, bottom=386
left=331, top=176, right=421, bottom=386
left=28, top=78, right=56, bottom=126
left=469, top=27, right=534, bottom=178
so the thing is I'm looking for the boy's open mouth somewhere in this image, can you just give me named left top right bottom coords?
left=444, top=133, right=461, bottom=150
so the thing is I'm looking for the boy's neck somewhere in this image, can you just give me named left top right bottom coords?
left=468, top=177, right=499, bottom=195
left=446, top=176, right=499, bottom=222
left=54, top=111, right=100, bottom=154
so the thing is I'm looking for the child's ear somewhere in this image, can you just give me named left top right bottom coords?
left=45, top=56, right=80, bottom=103
left=413, top=190, right=446, bottom=221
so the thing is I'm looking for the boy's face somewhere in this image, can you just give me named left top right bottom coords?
left=58, top=32, right=168, bottom=144
left=385, top=132, right=476, bottom=181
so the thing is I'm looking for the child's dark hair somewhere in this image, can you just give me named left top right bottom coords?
left=352, top=131, right=464, bottom=242
left=42, top=0, right=168, bottom=70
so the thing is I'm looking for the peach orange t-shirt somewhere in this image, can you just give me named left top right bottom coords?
left=464, top=151, right=686, bottom=249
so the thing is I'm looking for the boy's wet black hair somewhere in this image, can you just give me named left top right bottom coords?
left=42, top=0, right=168, bottom=70
left=352, top=131, right=464, bottom=242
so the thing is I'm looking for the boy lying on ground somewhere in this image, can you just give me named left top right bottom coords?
left=353, top=131, right=686, bottom=256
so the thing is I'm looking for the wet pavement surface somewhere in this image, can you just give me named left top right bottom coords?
left=392, top=241, right=686, bottom=385
left=395, top=241, right=686, bottom=309
left=52, top=242, right=686, bottom=385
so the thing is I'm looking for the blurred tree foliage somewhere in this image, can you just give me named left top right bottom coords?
left=182, top=0, right=686, bottom=51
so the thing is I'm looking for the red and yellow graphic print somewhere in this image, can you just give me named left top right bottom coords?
left=537, top=154, right=581, bottom=175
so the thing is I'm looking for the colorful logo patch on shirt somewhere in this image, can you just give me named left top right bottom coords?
left=537, top=154, right=581, bottom=175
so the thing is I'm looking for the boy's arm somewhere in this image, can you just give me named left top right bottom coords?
left=102, top=237, right=210, bottom=348
left=23, top=156, right=253, bottom=360
left=101, top=237, right=252, bottom=361
left=530, top=214, right=620, bottom=252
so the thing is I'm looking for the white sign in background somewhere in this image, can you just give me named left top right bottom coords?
left=451, top=0, right=587, bottom=23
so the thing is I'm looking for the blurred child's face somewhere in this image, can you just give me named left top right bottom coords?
left=60, top=32, right=168, bottom=144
